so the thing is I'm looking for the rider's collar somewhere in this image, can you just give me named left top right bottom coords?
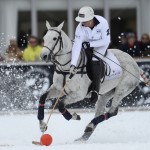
left=81, top=17, right=100, bottom=29
left=89, top=17, right=100, bottom=30
left=93, top=17, right=100, bottom=26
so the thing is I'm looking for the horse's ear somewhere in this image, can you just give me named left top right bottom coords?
left=46, top=20, right=51, bottom=30
left=57, top=21, right=64, bottom=31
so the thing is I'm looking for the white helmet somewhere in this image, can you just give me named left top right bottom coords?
left=75, top=6, right=94, bottom=22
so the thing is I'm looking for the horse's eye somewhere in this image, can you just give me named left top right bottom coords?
left=53, top=37, right=57, bottom=41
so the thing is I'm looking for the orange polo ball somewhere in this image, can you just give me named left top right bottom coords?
left=40, top=134, right=53, bottom=146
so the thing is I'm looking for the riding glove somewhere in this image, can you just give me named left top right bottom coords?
left=82, top=42, right=90, bottom=50
left=69, top=65, right=77, bottom=79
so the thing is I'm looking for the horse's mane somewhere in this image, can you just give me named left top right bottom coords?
left=60, top=29, right=72, bottom=53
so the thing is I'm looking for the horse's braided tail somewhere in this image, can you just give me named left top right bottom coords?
left=140, top=69, right=150, bottom=86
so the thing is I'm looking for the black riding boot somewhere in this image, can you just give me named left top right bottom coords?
left=90, top=60, right=104, bottom=103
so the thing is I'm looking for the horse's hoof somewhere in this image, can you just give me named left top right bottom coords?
left=72, top=112, right=81, bottom=120
left=75, top=131, right=93, bottom=142
left=74, top=137, right=87, bottom=142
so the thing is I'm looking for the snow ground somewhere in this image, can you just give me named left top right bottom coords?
left=0, top=110, right=150, bottom=150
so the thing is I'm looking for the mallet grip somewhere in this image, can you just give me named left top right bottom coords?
left=69, top=73, right=74, bottom=79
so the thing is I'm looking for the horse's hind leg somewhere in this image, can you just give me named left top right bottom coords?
left=75, top=89, right=115, bottom=141
left=95, top=89, right=115, bottom=117
left=90, top=75, right=138, bottom=130
left=109, top=76, right=138, bottom=114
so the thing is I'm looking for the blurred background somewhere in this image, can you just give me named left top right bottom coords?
left=0, top=0, right=149, bottom=110
left=0, top=0, right=150, bottom=50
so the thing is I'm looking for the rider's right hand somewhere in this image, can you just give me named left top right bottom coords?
left=69, top=65, right=77, bottom=79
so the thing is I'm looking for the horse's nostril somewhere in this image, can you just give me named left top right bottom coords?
left=43, top=55, right=47, bottom=61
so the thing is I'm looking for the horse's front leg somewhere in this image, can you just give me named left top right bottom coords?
left=46, top=75, right=84, bottom=121
left=37, top=91, right=49, bottom=132
left=54, top=96, right=81, bottom=121
left=37, top=84, right=64, bottom=132
left=46, top=83, right=81, bottom=121
left=37, top=84, right=60, bottom=122
left=38, top=84, right=80, bottom=130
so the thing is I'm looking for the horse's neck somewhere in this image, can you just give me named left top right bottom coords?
left=56, top=31, right=85, bottom=71
left=55, top=31, right=72, bottom=70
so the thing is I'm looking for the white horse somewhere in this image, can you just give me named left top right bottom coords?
left=38, top=21, right=149, bottom=141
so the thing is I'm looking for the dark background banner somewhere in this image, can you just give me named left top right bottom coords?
left=0, top=60, right=149, bottom=111
left=0, top=62, right=54, bottom=111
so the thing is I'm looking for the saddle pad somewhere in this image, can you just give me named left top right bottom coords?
left=102, top=51, right=122, bottom=80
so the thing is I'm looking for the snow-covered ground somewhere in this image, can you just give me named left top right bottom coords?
left=0, top=110, right=150, bottom=150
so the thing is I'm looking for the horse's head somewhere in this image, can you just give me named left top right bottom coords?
left=40, top=20, right=64, bottom=62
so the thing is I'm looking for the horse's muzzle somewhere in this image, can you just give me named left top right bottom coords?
left=41, top=53, right=55, bottom=63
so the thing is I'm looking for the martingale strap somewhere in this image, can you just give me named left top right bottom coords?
left=55, top=68, right=86, bottom=75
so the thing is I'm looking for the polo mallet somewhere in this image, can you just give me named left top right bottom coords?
left=44, top=74, right=74, bottom=132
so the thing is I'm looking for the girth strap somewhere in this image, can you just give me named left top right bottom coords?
left=55, top=69, right=86, bottom=76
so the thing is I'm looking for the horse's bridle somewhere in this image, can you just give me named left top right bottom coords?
left=43, top=29, right=64, bottom=62
left=43, top=29, right=72, bottom=69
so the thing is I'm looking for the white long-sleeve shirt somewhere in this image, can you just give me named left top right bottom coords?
left=71, top=15, right=110, bottom=67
